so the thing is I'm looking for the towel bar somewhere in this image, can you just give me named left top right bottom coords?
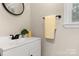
left=43, top=15, right=61, bottom=20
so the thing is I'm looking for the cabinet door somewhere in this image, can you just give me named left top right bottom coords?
left=3, top=45, right=29, bottom=56
left=29, top=47, right=41, bottom=56
left=29, top=40, right=41, bottom=56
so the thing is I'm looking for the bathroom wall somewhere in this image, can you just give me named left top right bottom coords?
left=0, top=3, right=31, bottom=36
left=31, top=3, right=79, bottom=56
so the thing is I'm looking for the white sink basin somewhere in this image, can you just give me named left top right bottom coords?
left=9, top=38, right=29, bottom=45
left=0, top=36, right=29, bottom=44
left=0, top=36, right=30, bottom=50
left=0, top=36, right=39, bottom=51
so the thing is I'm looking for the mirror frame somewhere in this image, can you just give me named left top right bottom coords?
left=2, top=3, right=24, bottom=16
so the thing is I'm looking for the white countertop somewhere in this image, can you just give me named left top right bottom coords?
left=0, top=37, right=41, bottom=51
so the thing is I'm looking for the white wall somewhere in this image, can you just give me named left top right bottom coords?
left=0, top=3, right=31, bottom=36
left=31, top=3, right=79, bottom=56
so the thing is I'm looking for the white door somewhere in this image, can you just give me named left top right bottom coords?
left=29, top=40, right=41, bottom=56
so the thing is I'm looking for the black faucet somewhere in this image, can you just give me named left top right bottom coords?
left=10, top=34, right=20, bottom=40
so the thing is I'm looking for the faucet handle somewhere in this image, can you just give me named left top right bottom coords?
left=10, top=34, right=15, bottom=40
left=15, top=34, right=20, bottom=39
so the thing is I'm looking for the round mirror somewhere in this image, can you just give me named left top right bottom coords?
left=2, top=3, right=24, bottom=15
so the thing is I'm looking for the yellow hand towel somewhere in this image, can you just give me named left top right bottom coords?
left=44, top=15, right=56, bottom=39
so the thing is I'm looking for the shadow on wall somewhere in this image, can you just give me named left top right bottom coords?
left=46, top=39, right=55, bottom=43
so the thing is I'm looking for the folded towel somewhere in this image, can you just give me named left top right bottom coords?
left=44, top=15, right=56, bottom=39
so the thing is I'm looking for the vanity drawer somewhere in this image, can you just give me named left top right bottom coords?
left=3, top=45, right=29, bottom=56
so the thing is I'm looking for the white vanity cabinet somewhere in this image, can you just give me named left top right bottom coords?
left=0, top=37, right=41, bottom=56
left=3, top=44, right=29, bottom=56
